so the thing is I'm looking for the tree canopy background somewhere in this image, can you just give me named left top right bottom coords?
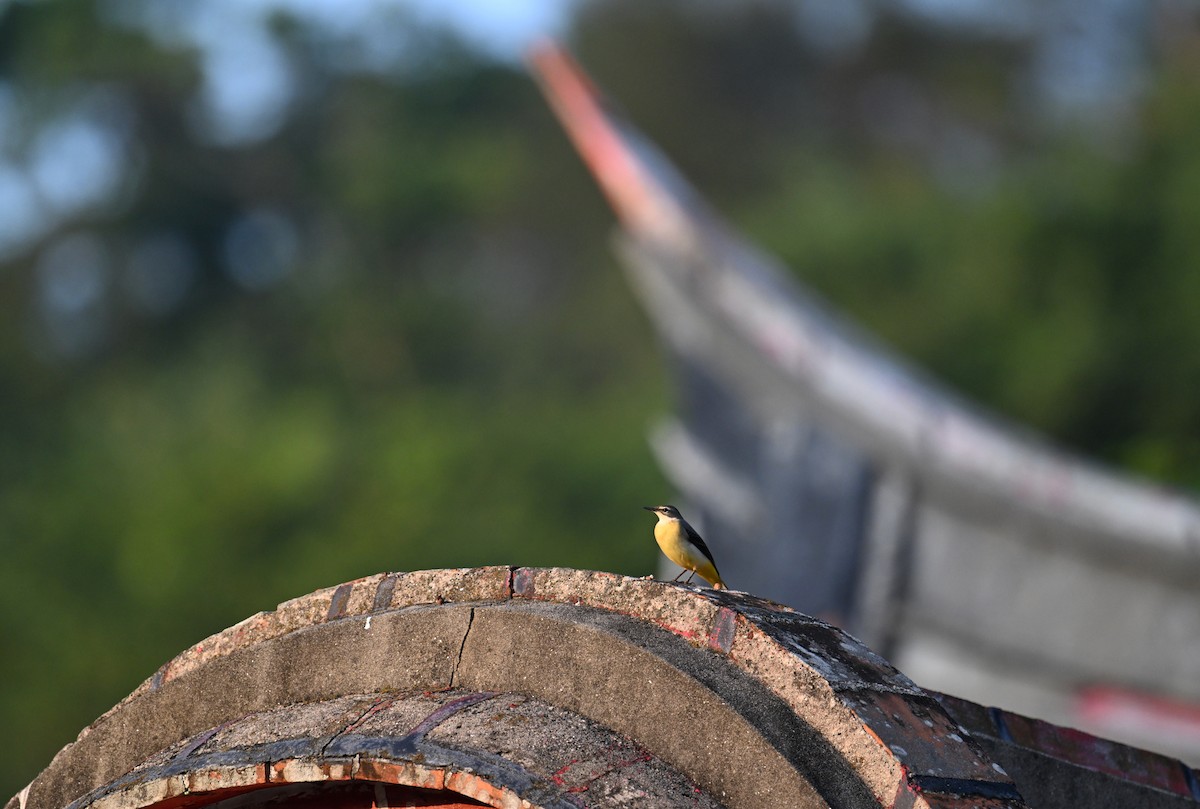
left=2, top=0, right=1198, bottom=796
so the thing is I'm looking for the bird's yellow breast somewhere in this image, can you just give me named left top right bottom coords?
left=654, top=519, right=715, bottom=575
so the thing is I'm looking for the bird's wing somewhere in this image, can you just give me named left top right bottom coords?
left=683, top=521, right=719, bottom=569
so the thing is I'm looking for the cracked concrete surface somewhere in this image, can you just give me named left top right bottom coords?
left=11, top=567, right=1035, bottom=809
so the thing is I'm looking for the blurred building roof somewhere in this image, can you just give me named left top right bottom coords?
left=530, top=43, right=1200, bottom=764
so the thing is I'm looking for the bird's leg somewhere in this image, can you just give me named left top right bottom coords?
left=672, top=569, right=686, bottom=582
left=684, top=570, right=696, bottom=584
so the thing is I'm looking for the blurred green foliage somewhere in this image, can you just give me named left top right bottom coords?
left=2, top=0, right=1199, bottom=798
left=572, top=0, right=1200, bottom=487
left=0, top=0, right=671, bottom=791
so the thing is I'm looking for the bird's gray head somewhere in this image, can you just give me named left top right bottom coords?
left=644, top=504, right=682, bottom=519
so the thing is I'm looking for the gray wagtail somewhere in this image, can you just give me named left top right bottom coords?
left=644, top=505, right=726, bottom=589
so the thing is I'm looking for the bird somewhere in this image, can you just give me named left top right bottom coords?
left=643, top=504, right=726, bottom=589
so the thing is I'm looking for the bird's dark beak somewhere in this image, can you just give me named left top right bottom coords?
left=643, top=506, right=657, bottom=512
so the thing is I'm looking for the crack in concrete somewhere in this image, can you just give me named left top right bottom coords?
left=450, top=607, right=475, bottom=688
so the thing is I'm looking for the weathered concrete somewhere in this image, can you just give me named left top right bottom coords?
left=23, top=604, right=475, bottom=809
left=456, top=602, right=844, bottom=807
left=67, top=690, right=724, bottom=809
left=9, top=568, right=1074, bottom=809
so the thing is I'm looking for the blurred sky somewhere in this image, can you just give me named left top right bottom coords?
left=401, top=0, right=571, bottom=56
